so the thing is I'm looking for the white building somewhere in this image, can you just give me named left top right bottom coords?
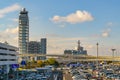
left=0, top=42, right=18, bottom=73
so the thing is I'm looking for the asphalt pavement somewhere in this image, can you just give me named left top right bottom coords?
left=53, top=70, right=63, bottom=80
left=63, top=70, right=73, bottom=80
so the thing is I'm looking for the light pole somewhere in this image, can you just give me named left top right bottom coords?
left=96, top=43, right=99, bottom=70
left=111, top=49, right=116, bottom=64
left=96, top=43, right=99, bottom=58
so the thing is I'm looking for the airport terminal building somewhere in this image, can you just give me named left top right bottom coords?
left=64, top=40, right=87, bottom=55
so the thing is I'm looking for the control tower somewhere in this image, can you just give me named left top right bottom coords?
left=19, top=8, right=29, bottom=54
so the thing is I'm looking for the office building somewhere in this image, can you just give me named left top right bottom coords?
left=41, top=38, right=47, bottom=54
left=19, top=8, right=29, bottom=54
left=28, top=38, right=47, bottom=60
left=28, top=38, right=47, bottom=54
left=28, top=41, right=41, bottom=54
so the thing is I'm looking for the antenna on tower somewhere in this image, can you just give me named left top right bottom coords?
left=22, top=8, right=26, bottom=11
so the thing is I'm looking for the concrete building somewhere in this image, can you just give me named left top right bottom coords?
left=28, top=41, right=41, bottom=54
left=28, top=38, right=47, bottom=54
left=64, top=40, right=87, bottom=55
left=28, top=38, right=47, bottom=60
left=0, top=42, right=18, bottom=73
left=41, top=38, right=47, bottom=54
left=19, top=8, right=29, bottom=54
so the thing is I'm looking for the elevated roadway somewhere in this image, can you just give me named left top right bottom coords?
left=18, top=53, right=120, bottom=62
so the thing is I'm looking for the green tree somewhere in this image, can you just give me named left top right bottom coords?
left=47, top=58, right=59, bottom=67
left=47, top=58, right=56, bottom=65
left=44, top=60, right=49, bottom=65
left=37, top=60, right=44, bottom=67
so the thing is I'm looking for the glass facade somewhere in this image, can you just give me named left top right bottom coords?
left=19, top=8, right=29, bottom=54
left=41, top=38, right=47, bottom=54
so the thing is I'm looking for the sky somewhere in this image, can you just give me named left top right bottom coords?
left=0, top=0, right=120, bottom=56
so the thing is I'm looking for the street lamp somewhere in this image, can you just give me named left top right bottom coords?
left=111, top=49, right=116, bottom=58
left=96, top=43, right=99, bottom=58
left=111, top=49, right=116, bottom=64
left=96, top=42, right=99, bottom=70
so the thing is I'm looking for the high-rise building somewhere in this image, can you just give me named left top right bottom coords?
left=28, top=39, right=47, bottom=54
left=77, top=40, right=81, bottom=51
left=28, top=39, right=47, bottom=60
left=19, top=8, right=29, bottom=54
left=28, top=41, right=41, bottom=54
left=41, top=38, right=47, bottom=54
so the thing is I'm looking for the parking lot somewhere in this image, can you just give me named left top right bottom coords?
left=66, top=62, right=120, bottom=80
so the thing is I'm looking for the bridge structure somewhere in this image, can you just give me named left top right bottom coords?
left=18, top=53, right=120, bottom=62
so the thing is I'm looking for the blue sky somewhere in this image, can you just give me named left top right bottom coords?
left=0, top=0, right=120, bottom=56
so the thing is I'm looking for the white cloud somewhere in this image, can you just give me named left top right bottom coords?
left=102, top=28, right=111, bottom=38
left=45, top=33, right=62, bottom=38
left=11, top=18, right=18, bottom=22
left=0, top=15, right=4, bottom=18
left=0, top=24, right=5, bottom=28
left=5, top=27, right=18, bottom=34
left=92, top=28, right=111, bottom=38
left=86, top=44, right=94, bottom=49
left=0, top=27, right=18, bottom=47
left=51, top=10, right=94, bottom=24
left=0, top=4, right=21, bottom=18
left=102, top=32, right=109, bottom=37
left=101, top=22, right=115, bottom=38
left=107, top=22, right=113, bottom=27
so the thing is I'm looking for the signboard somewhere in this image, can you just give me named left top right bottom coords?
left=21, top=60, right=26, bottom=66
left=11, top=64, right=19, bottom=68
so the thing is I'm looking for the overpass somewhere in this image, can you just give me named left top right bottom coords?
left=18, top=53, right=120, bottom=62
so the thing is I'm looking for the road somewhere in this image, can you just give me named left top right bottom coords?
left=53, top=70, right=63, bottom=80
left=63, top=69, right=73, bottom=80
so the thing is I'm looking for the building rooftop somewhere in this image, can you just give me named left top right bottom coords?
left=0, top=42, right=18, bottom=51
